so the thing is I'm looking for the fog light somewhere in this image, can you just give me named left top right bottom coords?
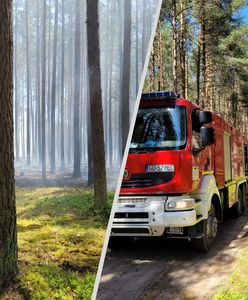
left=166, top=198, right=195, bottom=210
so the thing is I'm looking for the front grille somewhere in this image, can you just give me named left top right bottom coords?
left=112, top=228, right=150, bottom=234
left=113, top=221, right=149, bottom=224
left=122, top=172, right=174, bottom=188
left=118, top=197, right=147, bottom=204
left=114, top=212, right=149, bottom=219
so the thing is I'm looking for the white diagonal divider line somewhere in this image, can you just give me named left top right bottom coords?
left=91, top=1, right=163, bottom=299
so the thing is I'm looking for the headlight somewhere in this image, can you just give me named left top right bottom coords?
left=166, top=198, right=195, bottom=210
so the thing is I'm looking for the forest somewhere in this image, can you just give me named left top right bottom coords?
left=14, top=0, right=158, bottom=185
left=1, top=0, right=247, bottom=298
left=145, top=0, right=248, bottom=133
left=0, top=0, right=159, bottom=299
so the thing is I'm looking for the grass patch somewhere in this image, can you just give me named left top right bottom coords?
left=17, top=187, right=113, bottom=299
left=213, top=246, right=248, bottom=300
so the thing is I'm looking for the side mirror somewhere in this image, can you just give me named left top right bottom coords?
left=201, top=127, right=215, bottom=147
left=199, top=111, right=212, bottom=124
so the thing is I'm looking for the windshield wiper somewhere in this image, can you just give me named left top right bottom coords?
left=129, top=148, right=157, bottom=154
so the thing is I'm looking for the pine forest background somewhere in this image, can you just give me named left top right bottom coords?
left=145, top=0, right=248, bottom=134
left=14, top=0, right=158, bottom=189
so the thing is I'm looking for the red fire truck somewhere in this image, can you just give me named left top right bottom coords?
left=110, top=91, right=248, bottom=251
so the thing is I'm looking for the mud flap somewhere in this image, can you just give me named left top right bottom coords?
left=188, top=224, right=204, bottom=239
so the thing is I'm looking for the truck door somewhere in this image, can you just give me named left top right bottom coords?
left=224, top=133, right=232, bottom=182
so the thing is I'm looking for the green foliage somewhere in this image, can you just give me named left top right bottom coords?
left=19, top=266, right=95, bottom=300
left=213, top=247, right=248, bottom=300
left=17, top=187, right=113, bottom=299
left=147, top=0, right=248, bottom=130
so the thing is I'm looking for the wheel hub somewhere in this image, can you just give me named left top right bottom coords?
left=207, top=216, right=218, bottom=239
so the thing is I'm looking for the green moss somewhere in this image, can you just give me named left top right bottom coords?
left=19, top=265, right=95, bottom=300
left=17, top=187, right=112, bottom=299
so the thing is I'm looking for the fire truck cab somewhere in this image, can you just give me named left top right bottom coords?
left=110, top=92, right=248, bottom=251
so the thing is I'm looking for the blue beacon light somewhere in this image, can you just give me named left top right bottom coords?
left=141, top=91, right=178, bottom=99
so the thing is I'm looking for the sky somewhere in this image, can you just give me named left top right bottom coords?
left=238, top=7, right=248, bottom=23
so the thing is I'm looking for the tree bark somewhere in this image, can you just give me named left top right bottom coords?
left=14, top=2, right=19, bottom=161
left=196, top=23, right=202, bottom=104
left=172, top=0, right=178, bottom=93
left=179, top=0, right=186, bottom=98
left=120, top=0, right=131, bottom=154
left=25, top=0, right=30, bottom=165
left=0, top=0, right=18, bottom=291
left=41, top=0, right=46, bottom=182
left=50, top=0, right=58, bottom=173
left=60, top=0, right=65, bottom=172
left=117, top=0, right=123, bottom=163
left=135, top=0, right=139, bottom=93
left=36, top=0, right=41, bottom=164
left=86, top=0, right=107, bottom=211
left=73, top=0, right=81, bottom=177
left=87, top=85, right=93, bottom=186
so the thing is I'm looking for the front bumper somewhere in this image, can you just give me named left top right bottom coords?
left=111, top=196, right=198, bottom=237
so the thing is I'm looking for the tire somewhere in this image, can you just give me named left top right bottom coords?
left=233, top=188, right=242, bottom=217
left=242, top=185, right=247, bottom=211
left=108, top=236, right=133, bottom=250
left=219, top=191, right=225, bottom=224
left=191, top=204, right=218, bottom=252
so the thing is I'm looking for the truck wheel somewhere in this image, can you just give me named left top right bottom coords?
left=108, top=236, right=133, bottom=250
left=191, top=204, right=218, bottom=252
left=233, top=188, right=242, bottom=217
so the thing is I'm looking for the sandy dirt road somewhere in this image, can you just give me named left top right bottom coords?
left=97, top=211, right=248, bottom=300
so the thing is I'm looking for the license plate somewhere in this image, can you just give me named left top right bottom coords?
left=167, top=227, right=183, bottom=234
left=146, top=164, right=174, bottom=172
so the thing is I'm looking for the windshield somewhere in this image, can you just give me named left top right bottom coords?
left=130, top=106, right=187, bottom=151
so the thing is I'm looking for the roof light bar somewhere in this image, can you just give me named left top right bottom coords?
left=141, top=91, right=178, bottom=99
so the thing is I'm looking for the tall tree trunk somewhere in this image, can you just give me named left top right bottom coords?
left=36, top=0, right=41, bottom=164
left=108, top=9, right=115, bottom=168
left=201, top=0, right=206, bottom=108
left=157, top=21, right=162, bottom=91
left=0, top=0, right=18, bottom=291
left=50, top=0, right=58, bottom=173
left=41, top=0, right=46, bottom=182
left=25, top=0, right=30, bottom=165
left=120, top=0, right=131, bottom=155
left=196, top=23, right=202, bottom=104
left=30, top=88, right=35, bottom=159
left=185, top=47, right=189, bottom=99
left=14, top=2, right=19, bottom=161
left=86, top=0, right=107, bottom=211
left=135, top=0, right=139, bottom=93
left=47, top=0, right=51, bottom=156
left=21, top=94, right=25, bottom=158
left=87, top=85, right=93, bottom=186
left=67, top=2, right=73, bottom=166
left=172, top=0, right=177, bottom=93
left=73, top=0, right=81, bottom=177
left=108, top=4, right=115, bottom=168
left=179, top=0, right=186, bottom=98
left=60, top=0, right=65, bottom=171
left=204, top=23, right=213, bottom=110
left=103, top=1, right=110, bottom=165
left=117, top=0, right=123, bottom=163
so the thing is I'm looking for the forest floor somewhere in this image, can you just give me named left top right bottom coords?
left=15, top=161, right=120, bottom=191
left=1, top=187, right=113, bottom=300
left=97, top=210, right=248, bottom=300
